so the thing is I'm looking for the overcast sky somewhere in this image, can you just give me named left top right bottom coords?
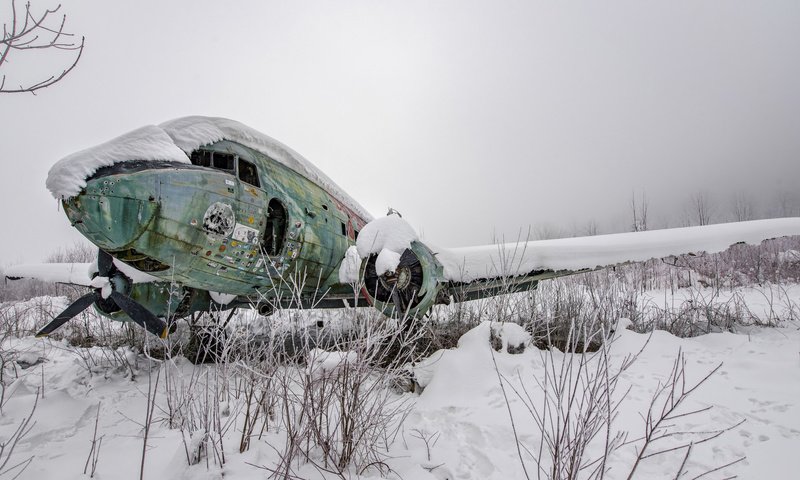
left=2, top=0, right=799, bottom=265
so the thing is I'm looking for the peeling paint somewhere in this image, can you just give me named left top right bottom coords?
left=203, top=202, right=235, bottom=236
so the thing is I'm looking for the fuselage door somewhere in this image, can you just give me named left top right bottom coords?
left=233, top=156, right=270, bottom=271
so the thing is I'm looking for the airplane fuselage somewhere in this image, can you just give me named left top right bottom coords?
left=61, top=140, right=368, bottom=310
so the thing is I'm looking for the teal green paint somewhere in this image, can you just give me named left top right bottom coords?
left=64, top=141, right=364, bottom=309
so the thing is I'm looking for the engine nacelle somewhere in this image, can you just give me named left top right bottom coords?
left=362, top=241, right=446, bottom=319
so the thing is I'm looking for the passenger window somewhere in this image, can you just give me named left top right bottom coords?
left=190, top=150, right=212, bottom=167
left=213, top=152, right=235, bottom=171
left=238, top=158, right=260, bottom=187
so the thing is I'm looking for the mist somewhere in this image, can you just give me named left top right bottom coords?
left=2, top=0, right=799, bottom=264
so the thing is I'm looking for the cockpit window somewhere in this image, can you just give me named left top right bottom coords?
left=190, top=150, right=212, bottom=167
left=190, top=150, right=235, bottom=173
left=238, top=158, right=260, bottom=187
left=213, top=152, right=235, bottom=171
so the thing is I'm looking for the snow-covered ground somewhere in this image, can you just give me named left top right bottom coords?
left=1, top=283, right=799, bottom=480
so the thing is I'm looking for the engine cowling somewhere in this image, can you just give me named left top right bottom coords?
left=362, top=241, right=445, bottom=319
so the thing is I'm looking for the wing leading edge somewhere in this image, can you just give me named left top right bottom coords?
left=5, top=262, right=94, bottom=286
left=432, top=217, right=800, bottom=300
left=5, top=259, right=160, bottom=286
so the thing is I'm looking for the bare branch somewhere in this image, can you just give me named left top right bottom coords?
left=0, top=1, right=84, bottom=94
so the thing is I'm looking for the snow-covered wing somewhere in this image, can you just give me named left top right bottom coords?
left=436, top=218, right=800, bottom=284
left=4, top=263, right=94, bottom=286
left=5, top=259, right=160, bottom=286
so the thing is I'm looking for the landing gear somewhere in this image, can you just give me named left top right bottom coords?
left=185, top=309, right=237, bottom=363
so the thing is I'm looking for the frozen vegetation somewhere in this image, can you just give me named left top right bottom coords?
left=1, top=237, right=800, bottom=479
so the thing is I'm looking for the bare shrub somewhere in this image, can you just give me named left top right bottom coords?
left=265, top=307, right=418, bottom=478
left=0, top=388, right=38, bottom=478
left=496, top=326, right=744, bottom=479
left=172, top=367, right=230, bottom=468
left=83, top=402, right=103, bottom=478
left=158, top=337, right=235, bottom=469
left=0, top=330, right=21, bottom=413
left=495, top=321, right=639, bottom=480
left=0, top=296, right=68, bottom=337
left=623, top=351, right=745, bottom=479
left=140, top=363, right=160, bottom=479
left=438, top=235, right=800, bottom=343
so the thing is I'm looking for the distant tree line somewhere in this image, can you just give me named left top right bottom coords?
left=555, top=189, right=800, bottom=240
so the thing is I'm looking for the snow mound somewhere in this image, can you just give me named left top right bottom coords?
left=356, top=213, right=419, bottom=275
left=490, top=322, right=531, bottom=353
left=356, top=213, right=419, bottom=257
left=209, top=291, right=238, bottom=305
left=413, top=321, right=522, bottom=406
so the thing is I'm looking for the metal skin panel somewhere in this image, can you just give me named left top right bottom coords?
left=62, top=141, right=369, bottom=313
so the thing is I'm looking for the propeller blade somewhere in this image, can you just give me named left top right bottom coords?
left=109, top=291, right=168, bottom=338
left=97, top=249, right=114, bottom=277
left=391, top=287, right=407, bottom=318
left=35, top=291, right=99, bottom=337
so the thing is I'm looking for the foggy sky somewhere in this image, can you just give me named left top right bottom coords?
left=2, top=0, right=799, bottom=265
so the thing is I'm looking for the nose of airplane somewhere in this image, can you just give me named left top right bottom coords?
left=62, top=176, right=159, bottom=252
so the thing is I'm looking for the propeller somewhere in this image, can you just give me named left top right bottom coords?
left=364, top=249, right=425, bottom=317
left=35, top=250, right=168, bottom=338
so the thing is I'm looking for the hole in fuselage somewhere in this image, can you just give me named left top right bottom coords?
left=263, top=199, right=287, bottom=257
left=110, top=248, right=171, bottom=272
